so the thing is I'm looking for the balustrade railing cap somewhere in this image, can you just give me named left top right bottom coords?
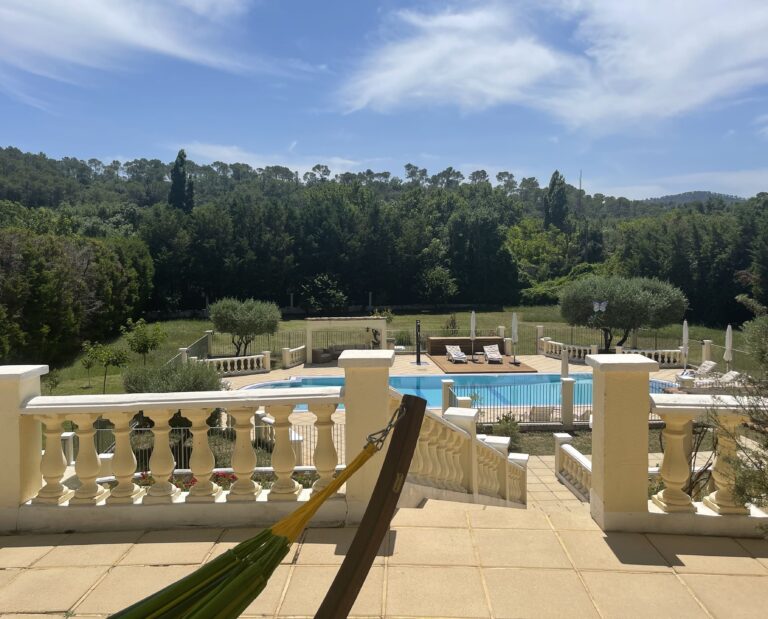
left=0, top=365, right=49, bottom=380
left=651, top=393, right=760, bottom=416
left=337, top=349, right=395, bottom=368
left=586, top=354, right=659, bottom=372
left=22, top=386, right=343, bottom=415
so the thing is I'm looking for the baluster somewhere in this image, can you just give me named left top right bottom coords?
left=311, top=404, right=339, bottom=494
left=412, top=428, right=430, bottom=483
left=69, top=414, right=110, bottom=505
left=185, top=409, right=222, bottom=503
left=228, top=408, right=262, bottom=501
left=422, top=419, right=439, bottom=486
left=703, top=414, right=749, bottom=514
left=434, top=426, right=450, bottom=488
left=428, top=422, right=444, bottom=487
left=652, top=414, right=695, bottom=512
left=33, top=416, right=75, bottom=504
left=267, top=405, right=301, bottom=500
left=143, top=412, right=181, bottom=504
left=450, top=433, right=465, bottom=491
left=106, top=413, right=145, bottom=504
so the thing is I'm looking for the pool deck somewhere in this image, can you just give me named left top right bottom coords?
left=227, top=354, right=681, bottom=390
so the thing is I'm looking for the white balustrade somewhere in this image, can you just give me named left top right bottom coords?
left=143, top=412, right=181, bottom=504
left=33, top=416, right=75, bottom=505
left=311, top=404, right=339, bottom=495
left=227, top=408, right=261, bottom=502
left=267, top=405, right=301, bottom=500
left=282, top=345, right=307, bottom=369
left=541, top=339, right=594, bottom=364
left=69, top=414, right=110, bottom=505
left=617, top=347, right=683, bottom=368
left=203, top=354, right=268, bottom=376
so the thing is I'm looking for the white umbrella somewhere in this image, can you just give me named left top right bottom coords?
left=724, top=324, right=733, bottom=370
left=470, top=311, right=477, bottom=362
left=511, top=312, right=519, bottom=365
left=682, top=320, right=689, bottom=369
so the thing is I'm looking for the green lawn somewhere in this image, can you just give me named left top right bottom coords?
left=47, top=303, right=749, bottom=396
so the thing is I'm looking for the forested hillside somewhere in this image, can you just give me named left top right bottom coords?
left=1, top=145, right=766, bottom=364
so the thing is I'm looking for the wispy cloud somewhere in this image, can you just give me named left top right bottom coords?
left=183, top=141, right=364, bottom=176
left=343, top=1, right=768, bottom=131
left=0, top=0, right=289, bottom=106
left=755, top=113, right=768, bottom=138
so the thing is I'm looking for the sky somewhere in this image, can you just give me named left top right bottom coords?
left=1, top=0, right=767, bottom=199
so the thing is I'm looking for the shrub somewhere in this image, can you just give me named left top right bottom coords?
left=123, top=362, right=223, bottom=393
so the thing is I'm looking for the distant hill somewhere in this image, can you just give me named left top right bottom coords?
left=642, top=191, right=745, bottom=205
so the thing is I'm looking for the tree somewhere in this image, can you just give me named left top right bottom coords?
left=168, top=149, right=193, bottom=212
left=209, top=298, right=281, bottom=356
left=419, top=266, right=458, bottom=305
left=468, top=170, right=489, bottom=184
left=81, top=340, right=97, bottom=387
left=90, top=343, right=129, bottom=393
left=121, top=318, right=167, bottom=365
left=560, top=276, right=688, bottom=350
left=545, top=170, right=568, bottom=230
left=299, top=274, right=348, bottom=314
left=496, top=171, right=518, bottom=194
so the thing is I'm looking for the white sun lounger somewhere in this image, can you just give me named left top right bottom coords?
left=445, top=345, right=468, bottom=363
left=483, top=344, right=503, bottom=364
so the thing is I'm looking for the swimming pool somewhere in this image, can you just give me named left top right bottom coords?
left=246, top=373, right=674, bottom=411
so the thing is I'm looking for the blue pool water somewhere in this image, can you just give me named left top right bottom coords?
left=246, top=373, right=673, bottom=409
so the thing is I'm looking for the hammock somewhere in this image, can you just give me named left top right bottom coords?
left=111, top=394, right=426, bottom=619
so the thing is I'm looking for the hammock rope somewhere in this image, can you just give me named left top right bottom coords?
left=110, top=403, right=405, bottom=619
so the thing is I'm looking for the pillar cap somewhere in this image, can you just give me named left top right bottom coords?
left=337, top=350, right=395, bottom=368
left=586, top=354, right=658, bottom=372
left=0, top=365, right=48, bottom=381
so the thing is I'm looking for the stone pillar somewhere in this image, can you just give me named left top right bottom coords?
left=590, top=344, right=599, bottom=354
left=262, top=350, right=271, bottom=371
left=205, top=330, right=214, bottom=358
left=457, top=396, right=472, bottom=408
left=282, top=347, right=291, bottom=368
left=339, top=350, right=396, bottom=521
left=553, top=432, right=573, bottom=479
left=444, top=407, right=479, bottom=500
left=561, top=378, right=575, bottom=431
left=702, top=340, right=713, bottom=363
left=536, top=326, right=544, bottom=352
left=561, top=348, right=569, bottom=377
left=306, top=323, right=313, bottom=363
left=179, top=348, right=188, bottom=364
left=586, top=354, right=659, bottom=530
left=497, top=326, right=505, bottom=338
left=615, top=346, right=623, bottom=355
left=504, top=337, right=512, bottom=356
left=0, top=366, right=46, bottom=528
left=441, top=379, right=454, bottom=413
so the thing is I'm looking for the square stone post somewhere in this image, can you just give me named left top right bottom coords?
left=0, top=366, right=47, bottom=530
left=444, top=407, right=480, bottom=500
left=441, top=379, right=454, bottom=413
left=205, top=330, right=214, bottom=358
left=586, top=354, right=658, bottom=530
left=701, top=340, right=712, bottom=363
left=561, top=377, right=575, bottom=430
left=339, top=350, right=396, bottom=522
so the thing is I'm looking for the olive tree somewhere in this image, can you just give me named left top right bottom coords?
left=121, top=318, right=167, bottom=365
left=209, top=298, right=281, bottom=356
left=560, top=276, right=688, bottom=351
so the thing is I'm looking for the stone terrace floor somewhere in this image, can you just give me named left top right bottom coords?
left=2, top=357, right=758, bottom=617
left=2, top=458, right=768, bottom=617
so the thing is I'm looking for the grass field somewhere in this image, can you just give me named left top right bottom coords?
left=48, top=304, right=748, bottom=396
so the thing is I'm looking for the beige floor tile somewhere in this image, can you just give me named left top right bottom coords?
left=529, top=491, right=557, bottom=500
left=484, top=568, right=598, bottom=618
left=297, top=528, right=387, bottom=565
left=391, top=506, right=469, bottom=528
left=74, top=565, right=196, bottom=614
left=547, top=511, right=600, bottom=531
left=241, top=564, right=291, bottom=616
left=682, top=574, right=768, bottom=618
left=206, top=527, right=298, bottom=564
left=386, top=566, right=489, bottom=618
left=473, top=529, right=571, bottom=568
left=34, top=531, right=140, bottom=567
left=421, top=499, right=485, bottom=512
left=388, top=527, right=476, bottom=566
left=736, top=537, right=768, bottom=569
left=558, top=531, right=670, bottom=572
left=468, top=507, right=550, bottom=529
left=0, top=568, right=21, bottom=592
left=278, top=565, right=382, bottom=616
left=582, top=571, right=707, bottom=618
left=0, top=534, right=64, bottom=568
left=0, top=566, right=106, bottom=613
left=647, top=534, right=768, bottom=575
left=119, top=528, right=221, bottom=565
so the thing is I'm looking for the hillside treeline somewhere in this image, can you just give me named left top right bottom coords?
left=0, top=146, right=766, bottom=363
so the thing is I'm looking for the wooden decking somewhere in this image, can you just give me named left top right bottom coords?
left=427, top=354, right=537, bottom=374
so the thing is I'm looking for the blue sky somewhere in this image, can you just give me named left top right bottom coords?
left=1, top=0, right=767, bottom=199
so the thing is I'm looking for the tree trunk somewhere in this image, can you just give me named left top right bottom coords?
left=616, top=329, right=631, bottom=347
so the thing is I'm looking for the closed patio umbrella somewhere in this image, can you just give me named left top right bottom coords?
left=511, top=312, right=519, bottom=365
left=470, top=311, right=477, bottom=362
left=682, top=320, right=689, bottom=369
left=724, top=324, right=733, bottom=371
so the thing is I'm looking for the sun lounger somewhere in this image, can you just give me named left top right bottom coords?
left=677, top=360, right=717, bottom=380
left=483, top=344, right=503, bottom=364
left=685, top=370, right=744, bottom=391
left=445, top=345, right=468, bottom=363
